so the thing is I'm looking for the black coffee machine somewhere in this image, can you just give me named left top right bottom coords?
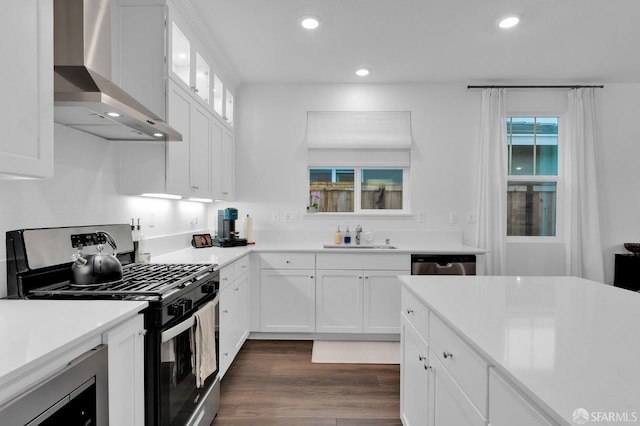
left=213, top=208, right=248, bottom=247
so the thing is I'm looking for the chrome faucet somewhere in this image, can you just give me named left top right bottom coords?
left=355, top=225, right=363, bottom=245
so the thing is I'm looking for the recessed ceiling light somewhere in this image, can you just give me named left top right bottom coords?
left=300, top=16, right=320, bottom=30
left=153, top=133, right=164, bottom=138
left=498, top=14, right=522, bottom=29
left=107, top=112, right=121, bottom=117
left=355, top=68, right=370, bottom=77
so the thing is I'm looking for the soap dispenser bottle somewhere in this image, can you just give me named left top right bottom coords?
left=344, top=226, right=351, bottom=244
left=334, top=226, right=343, bottom=244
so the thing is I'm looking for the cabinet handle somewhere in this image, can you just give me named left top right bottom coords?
left=223, top=277, right=228, bottom=281
left=418, top=355, right=426, bottom=361
left=138, top=330, right=147, bottom=336
left=223, top=309, right=228, bottom=314
left=310, top=275, right=314, bottom=279
left=443, top=350, right=453, bottom=359
left=406, top=309, right=414, bottom=314
left=358, top=276, right=362, bottom=279
left=234, top=287, right=239, bottom=292
left=224, top=352, right=229, bottom=356
left=424, top=364, right=432, bottom=370
left=285, top=260, right=291, bottom=264
left=222, top=192, right=229, bottom=195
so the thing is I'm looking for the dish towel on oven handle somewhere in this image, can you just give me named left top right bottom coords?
left=190, top=299, right=217, bottom=388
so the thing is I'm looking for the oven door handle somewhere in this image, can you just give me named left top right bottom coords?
left=161, top=294, right=219, bottom=343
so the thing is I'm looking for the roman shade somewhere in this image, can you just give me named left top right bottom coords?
left=307, top=111, right=412, bottom=167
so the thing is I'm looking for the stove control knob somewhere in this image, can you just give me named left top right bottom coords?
left=168, top=301, right=185, bottom=317
left=183, top=298, right=193, bottom=311
left=201, top=283, right=215, bottom=294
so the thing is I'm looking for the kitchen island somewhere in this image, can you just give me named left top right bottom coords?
left=399, top=275, right=640, bottom=426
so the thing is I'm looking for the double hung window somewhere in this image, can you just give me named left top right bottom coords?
left=506, top=117, right=559, bottom=237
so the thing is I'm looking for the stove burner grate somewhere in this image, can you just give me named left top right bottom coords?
left=28, top=263, right=216, bottom=299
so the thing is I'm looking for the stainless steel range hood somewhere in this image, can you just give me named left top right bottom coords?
left=53, top=0, right=181, bottom=141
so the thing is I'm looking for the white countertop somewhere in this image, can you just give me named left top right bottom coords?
left=0, top=300, right=147, bottom=403
left=399, top=275, right=640, bottom=426
left=153, top=242, right=485, bottom=269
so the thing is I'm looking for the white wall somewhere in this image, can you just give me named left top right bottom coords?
left=0, top=124, right=209, bottom=297
left=217, top=83, right=481, bottom=245
left=222, top=82, right=640, bottom=284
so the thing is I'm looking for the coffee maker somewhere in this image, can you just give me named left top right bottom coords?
left=213, top=208, right=248, bottom=247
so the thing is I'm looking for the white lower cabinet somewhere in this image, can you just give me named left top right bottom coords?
left=431, top=352, right=485, bottom=426
left=316, top=270, right=363, bottom=333
left=364, top=271, right=403, bottom=333
left=489, top=369, right=555, bottom=426
left=259, top=252, right=316, bottom=332
left=102, top=314, right=145, bottom=426
left=260, top=269, right=316, bottom=332
left=315, top=253, right=408, bottom=335
left=316, top=269, right=402, bottom=333
left=400, top=316, right=433, bottom=426
left=219, top=257, right=250, bottom=378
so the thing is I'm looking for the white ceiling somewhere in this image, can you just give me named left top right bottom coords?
left=190, top=0, right=640, bottom=85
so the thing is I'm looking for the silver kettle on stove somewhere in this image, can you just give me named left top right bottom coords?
left=71, top=231, right=123, bottom=286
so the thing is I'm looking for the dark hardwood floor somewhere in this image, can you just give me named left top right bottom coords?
left=212, top=340, right=402, bottom=426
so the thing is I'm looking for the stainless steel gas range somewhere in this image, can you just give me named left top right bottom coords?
left=6, top=224, right=220, bottom=426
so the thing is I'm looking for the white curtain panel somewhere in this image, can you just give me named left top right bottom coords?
left=475, top=88, right=507, bottom=275
left=563, top=88, right=605, bottom=282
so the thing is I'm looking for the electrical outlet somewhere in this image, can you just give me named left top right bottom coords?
left=450, top=212, right=459, bottom=224
left=467, top=212, right=478, bottom=224
left=417, top=212, right=426, bottom=223
left=272, top=211, right=280, bottom=221
left=283, top=211, right=299, bottom=222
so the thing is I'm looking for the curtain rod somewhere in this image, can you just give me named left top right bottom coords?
left=467, top=85, right=604, bottom=89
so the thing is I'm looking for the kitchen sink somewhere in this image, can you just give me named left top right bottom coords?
left=322, top=244, right=397, bottom=249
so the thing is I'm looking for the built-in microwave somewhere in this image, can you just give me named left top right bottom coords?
left=0, top=345, right=108, bottom=425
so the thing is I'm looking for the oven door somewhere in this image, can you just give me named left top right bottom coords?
left=159, top=295, right=219, bottom=426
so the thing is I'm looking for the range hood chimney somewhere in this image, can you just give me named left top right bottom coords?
left=53, top=0, right=181, bottom=141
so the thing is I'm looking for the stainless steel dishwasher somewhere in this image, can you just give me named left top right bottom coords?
left=411, top=254, right=476, bottom=275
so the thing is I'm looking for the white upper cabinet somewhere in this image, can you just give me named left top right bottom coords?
left=195, top=52, right=210, bottom=104
left=213, top=75, right=224, bottom=117
left=224, top=89, right=234, bottom=127
left=169, top=10, right=234, bottom=128
left=171, top=23, right=191, bottom=88
left=169, top=20, right=212, bottom=108
left=0, top=0, right=54, bottom=179
left=166, top=80, right=212, bottom=198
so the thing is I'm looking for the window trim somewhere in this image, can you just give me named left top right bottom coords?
left=506, top=115, right=563, bottom=242
left=308, top=167, right=410, bottom=215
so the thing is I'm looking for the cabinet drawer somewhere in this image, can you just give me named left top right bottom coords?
left=219, top=265, right=234, bottom=289
left=401, top=286, right=429, bottom=339
left=317, top=253, right=409, bottom=270
left=260, top=252, right=315, bottom=269
left=429, top=313, right=488, bottom=418
left=234, top=255, right=250, bottom=278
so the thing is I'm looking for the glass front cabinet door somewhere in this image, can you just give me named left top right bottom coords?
left=170, top=22, right=211, bottom=106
